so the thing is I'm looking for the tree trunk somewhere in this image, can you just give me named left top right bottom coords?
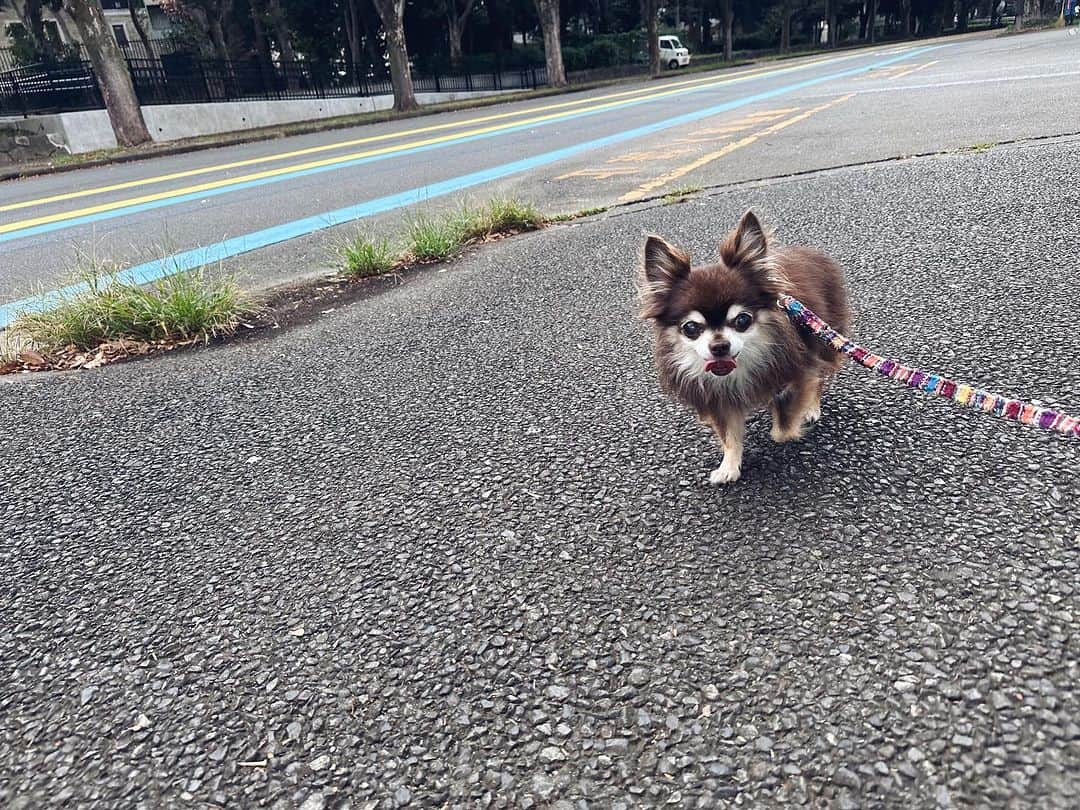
left=208, top=16, right=229, bottom=59
left=266, top=0, right=296, bottom=62
left=343, top=0, right=362, bottom=75
left=445, top=0, right=476, bottom=70
left=722, top=0, right=733, bottom=60
left=1015, top=0, right=1025, bottom=28
left=867, top=0, right=878, bottom=41
left=900, top=0, right=912, bottom=36
left=128, top=0, right=153, bottom=56
left=957, top=0, right=970, bottom=30
left=780, top=0, right=792, bottom=51
left=53, top=7, right=78, bottom=46
left=252, top=1, right=271, bottom=62
left=642, top=0, right=659, bottom=77
left=826, top=0, right=838, bottom=46
left=357, top=0, right=383, bottom=74
left=487, top=0, right=511, bottom=67
left=372, top=0, right=418, bottom=111
left=534, top=0, right=566, bottom=87
left=448, top=18, right=464, bottom=67
left=62, top=0, right=150, bottom=147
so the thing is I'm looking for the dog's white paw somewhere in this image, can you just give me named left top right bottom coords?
left=803, top=404, right=822, bottom=424
left=709, top=463, right=741, bottom=485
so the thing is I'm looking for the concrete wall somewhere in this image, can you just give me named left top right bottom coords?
left=11, top=90, right=520, bottom=154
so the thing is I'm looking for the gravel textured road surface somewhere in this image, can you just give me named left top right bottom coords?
left=2, top=133, right=1078, bottom=807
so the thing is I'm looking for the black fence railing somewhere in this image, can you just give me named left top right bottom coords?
left=0, top=54, right=548, bottom=116
left=0, top=62, right=103, bottom=116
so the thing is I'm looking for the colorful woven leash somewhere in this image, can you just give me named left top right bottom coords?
left=777, top=295, right=1080, bottom=438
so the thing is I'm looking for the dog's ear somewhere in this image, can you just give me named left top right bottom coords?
left=720, top=210, right=769, bottom=268
left=720, top=210, right=785, bottom=293
left=640, top=236, right=690, bottom=319
left=643, top=235, right=690, bottom=286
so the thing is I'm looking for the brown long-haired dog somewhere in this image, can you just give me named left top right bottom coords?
left=639, top=210, right=850, bottom=484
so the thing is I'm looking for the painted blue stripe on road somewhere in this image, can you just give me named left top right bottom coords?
left=0, top=45, right=938, bottom=329
left=0, top=47, right=927, bottom=247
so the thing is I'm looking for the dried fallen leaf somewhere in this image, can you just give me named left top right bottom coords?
left=17, top=349, right=46, bottom=366
left=0, top=360, right=20, bottom=375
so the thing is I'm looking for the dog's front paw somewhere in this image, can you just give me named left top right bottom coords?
left=709, top=462, right=741, bottom=485
left=770, top=423, right=805, bottom=443
left=802, top=403, right=822, bottom=424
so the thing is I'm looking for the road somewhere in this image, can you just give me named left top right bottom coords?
left=1, top=29, right=1078, bottom=323
left=2, top=28, right=1080, bottom=809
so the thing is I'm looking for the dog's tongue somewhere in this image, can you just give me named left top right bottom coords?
left=705, top=358, right=738, bottom=376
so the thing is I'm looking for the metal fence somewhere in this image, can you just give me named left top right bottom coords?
left=0, top=53, right=548, bottom=116
left=0, top=62, right=102, bottom=116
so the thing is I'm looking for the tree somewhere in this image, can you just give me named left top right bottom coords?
left=444, top=0, right=476, bottom=69
left=177, top=0, right=234, bottom=59
left=721, top=0, right=733, bottom=59
left=866, top=0, right=877, bottom=40
left=780, top=0, right=792, bottom=51
left=60, top=0, right=151, bottom=147
left=127, top=0, right=154, bottom=55
left=255, top=0, right=297, bottom=61
left=642, top=0, right=659, bottom=76
left=8, top=0, right=57, bottom=61
left=533, top=0, right=567, bottom=86
left=371, top=0, right=418, bottom=111
left=956, top=0, right=971, bottom=31
left=342, top=0, right=362, bottom=70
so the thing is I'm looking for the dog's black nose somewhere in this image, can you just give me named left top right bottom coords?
left=709, top=340, right=731, bottom=358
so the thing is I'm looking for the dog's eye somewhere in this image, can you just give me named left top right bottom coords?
left=680, top=321, right=704, bottom=339
left=732, top=312, right=754, bottom=332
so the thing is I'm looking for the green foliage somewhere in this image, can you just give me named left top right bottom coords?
left=12, top=263, right=255, bottom=353
left=407, top=214, right=467, bottom=262
left=561, top=46, right=588, bottom=72
left=406, top=198, right=546, bottom=263
left=584, top=39, right=622, bottom=68
left=340, top=234, right=400, bottom=278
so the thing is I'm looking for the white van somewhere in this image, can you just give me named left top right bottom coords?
left=659, top=36, right=691, bottom=69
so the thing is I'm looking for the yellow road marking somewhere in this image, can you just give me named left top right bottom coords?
left=0, top=46, right=909, bottom=218
left=854, top=64, right=907, bottom=80
left=555, top=166, right=641, bottom=181
left=0, top=65, right=820, bottom=217
left=890, top=60, right=939, bottom=81
left=671, top=111, right=795, bottom=144
left=743, top=108, right=799, bottom=120
left=0, top=60, right=882, bottom=236
left=619, top=93, right=855, bottom=202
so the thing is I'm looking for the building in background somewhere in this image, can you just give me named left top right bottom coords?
left=0, top=1, right=173, bottom=53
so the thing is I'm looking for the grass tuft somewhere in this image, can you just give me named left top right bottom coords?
left=407, top=214, right=467, bottom=262
left=662, top=185, right=702, bottom=204
left=406, top=198, right=546, bottom=264
left=548, top=205, right=609, bottom=223
left=340, top=233, right=400, bottom=277
left=476, top=198, right=546, bottom=236
left=11, top=263, right=256, bottom=354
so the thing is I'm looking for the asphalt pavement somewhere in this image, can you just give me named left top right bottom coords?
left=2, top=121, right=1078, bottom=809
